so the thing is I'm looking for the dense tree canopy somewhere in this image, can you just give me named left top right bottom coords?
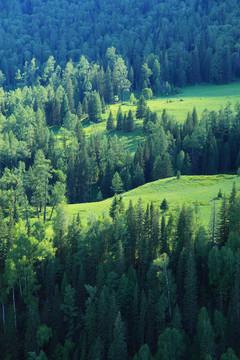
left=0, top=0, right=239, bottom=90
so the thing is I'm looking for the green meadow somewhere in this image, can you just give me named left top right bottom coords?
left=65, top=174, right=240, bottom=227
left=81, top=82, right=240, bottom=152
left=148, top=82, right=240, bottom=121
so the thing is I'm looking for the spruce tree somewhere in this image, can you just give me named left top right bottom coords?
left=136, top=95, right=147, bottom=119
left=160, top=215, right=169, bottom=254
left=111, top=172, right=124, bottom=194
left=221, top=348, right=239, bottom=360
left=217, top=195, right=229, bottom=246
left=125, top=110, right=134, bottom=132
left=156, top=328, right=185, bottom=360
left=77, top=101, right=82, bottom=119
left=88, top=91, right=102, bottom=122
left=160, top=198, right=169, bottom=212
left=183, top=251, right=197, bottom=335
left=109, top=312, right=128, bottom=360
left=105, top=66, right=114, bottom=104
left=197, top=307, right=215, bottom=360
left=106, top=111, right=115, bottom=132
left=116, top=106, right=123, bottom=130
left=192, top=106, right=198, bottom=127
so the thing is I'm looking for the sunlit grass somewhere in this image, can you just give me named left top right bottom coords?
left=65, top=174, right=240, bottom=227
left=51, top=82, right=240, bottom=153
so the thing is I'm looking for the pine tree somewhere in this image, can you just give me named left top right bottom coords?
left=61, top=93, right=70, bottom=121
left=156, top=328, right=185, bottom=360
left=163, top=52, right=169, bottom=82
left=153, top=154, right=173, bottom=180
left=125, top=110, right=134, bottom=132
left=217, top=195, right=229, bottom=246
left=24, top=300, right=41, bottom=357
left=183, top=251, right=197, bottom=335
left=111, top=172, right=124, bottom=194
left=133, top=164, right=145, bottom=187
left=138, top=291, right=147, bottom=347
left=66, top=78, right=75, bottom=113
left=82, top=96, right=88, bottom=114
left=160, top=198, right=169, bottom=212
left=221, top=348, right=239, bottom=360
left=160, top=215, right=169, bottom=254
left=229, top=182, right=237, bottom=206
left=191, top=46, right=201, bottom=84
left=105, top=66, right=114, bottom=104
left=75, top=117, right=85, bottom=145
left=109, top=312, right=128, bottom=360
left=106, top=111, right=115, bottom=132
left=77, top=101, right=82, bottom=119
left=129, top=66, right=134, bottom=88
left=88, top=91, right=102, bottom=122
left=60, top=284, right=78, bottom=339
left=3, top=306, right=20, bottom=360
left=101, top=96, right=106, bottom=114
left=116, top=106, right=123, bottom=130
left=197, top=307, right=215, bottom=360
left=136, top=95, right=147, bottom=119
left=135, top=344, right=153, bottom=360
left=153, top=155, right=163, bottom=180
left=192, top=106, right=198, bottom=127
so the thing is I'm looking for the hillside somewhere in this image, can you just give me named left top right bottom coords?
left=66, top=174, right=240, bottom=226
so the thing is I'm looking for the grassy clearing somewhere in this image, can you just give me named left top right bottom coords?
left=51, top=82, right=240, bottom=153
left=80, top=82, right=240, bottom=152
left=148, top=82, right=240, bottom=121
left=65, top=174, right=240, bottom=227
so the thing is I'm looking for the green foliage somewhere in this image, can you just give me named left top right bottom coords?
left=160, top=198, right=169, bottom=212
left=156, top=328, right=185, bottom=360
left=36, top=325, right=53, bottom=348
left=197, top=307, right=215, bottom=360
left=1, top=3, right=240, bottom=358
left=141, top=88, right=153, bottom=100
left=106, top=111, right=115, bottom=132
left=88, top=91, right=102, bottom=122
left=136, top=96, right=147, bottom=119
left=111, top=172, right=124, bottom=195
left=221, top=348, right=239, bottom=360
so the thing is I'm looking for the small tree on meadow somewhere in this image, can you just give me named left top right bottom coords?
left=160, top=198, right=169, bottom=212
left=106, top=111, right=115, bottom=132
left=136, top=95, right=147, bottom=119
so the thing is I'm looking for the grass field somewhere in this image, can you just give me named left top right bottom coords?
left=148, top=82, right=240, bottom=122
left=65, top=174, right=240, bottom=227
left=81, top=81, right=240, bottom=152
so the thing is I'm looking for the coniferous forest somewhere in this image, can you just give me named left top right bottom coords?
left=1, top=0, right=240, bottom=359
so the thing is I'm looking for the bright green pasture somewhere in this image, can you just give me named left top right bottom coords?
left=81, top=102, right=142, bottom=152
left=66, top=174, right=240, bottom=227
left=148, top=82, right=240, bottom=121
left=81, top=82, right=240, bottom=151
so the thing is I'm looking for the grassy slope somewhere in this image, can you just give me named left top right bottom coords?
left=66, top=174, right=240, bottom=226
left=82, top=82, right=240, bottom=152
left=148, top=82, right=240, bottom=121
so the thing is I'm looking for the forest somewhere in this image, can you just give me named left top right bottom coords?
left=1, top=0, right=240, bottom=359
left=0, top=0, right=240, bottom=89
